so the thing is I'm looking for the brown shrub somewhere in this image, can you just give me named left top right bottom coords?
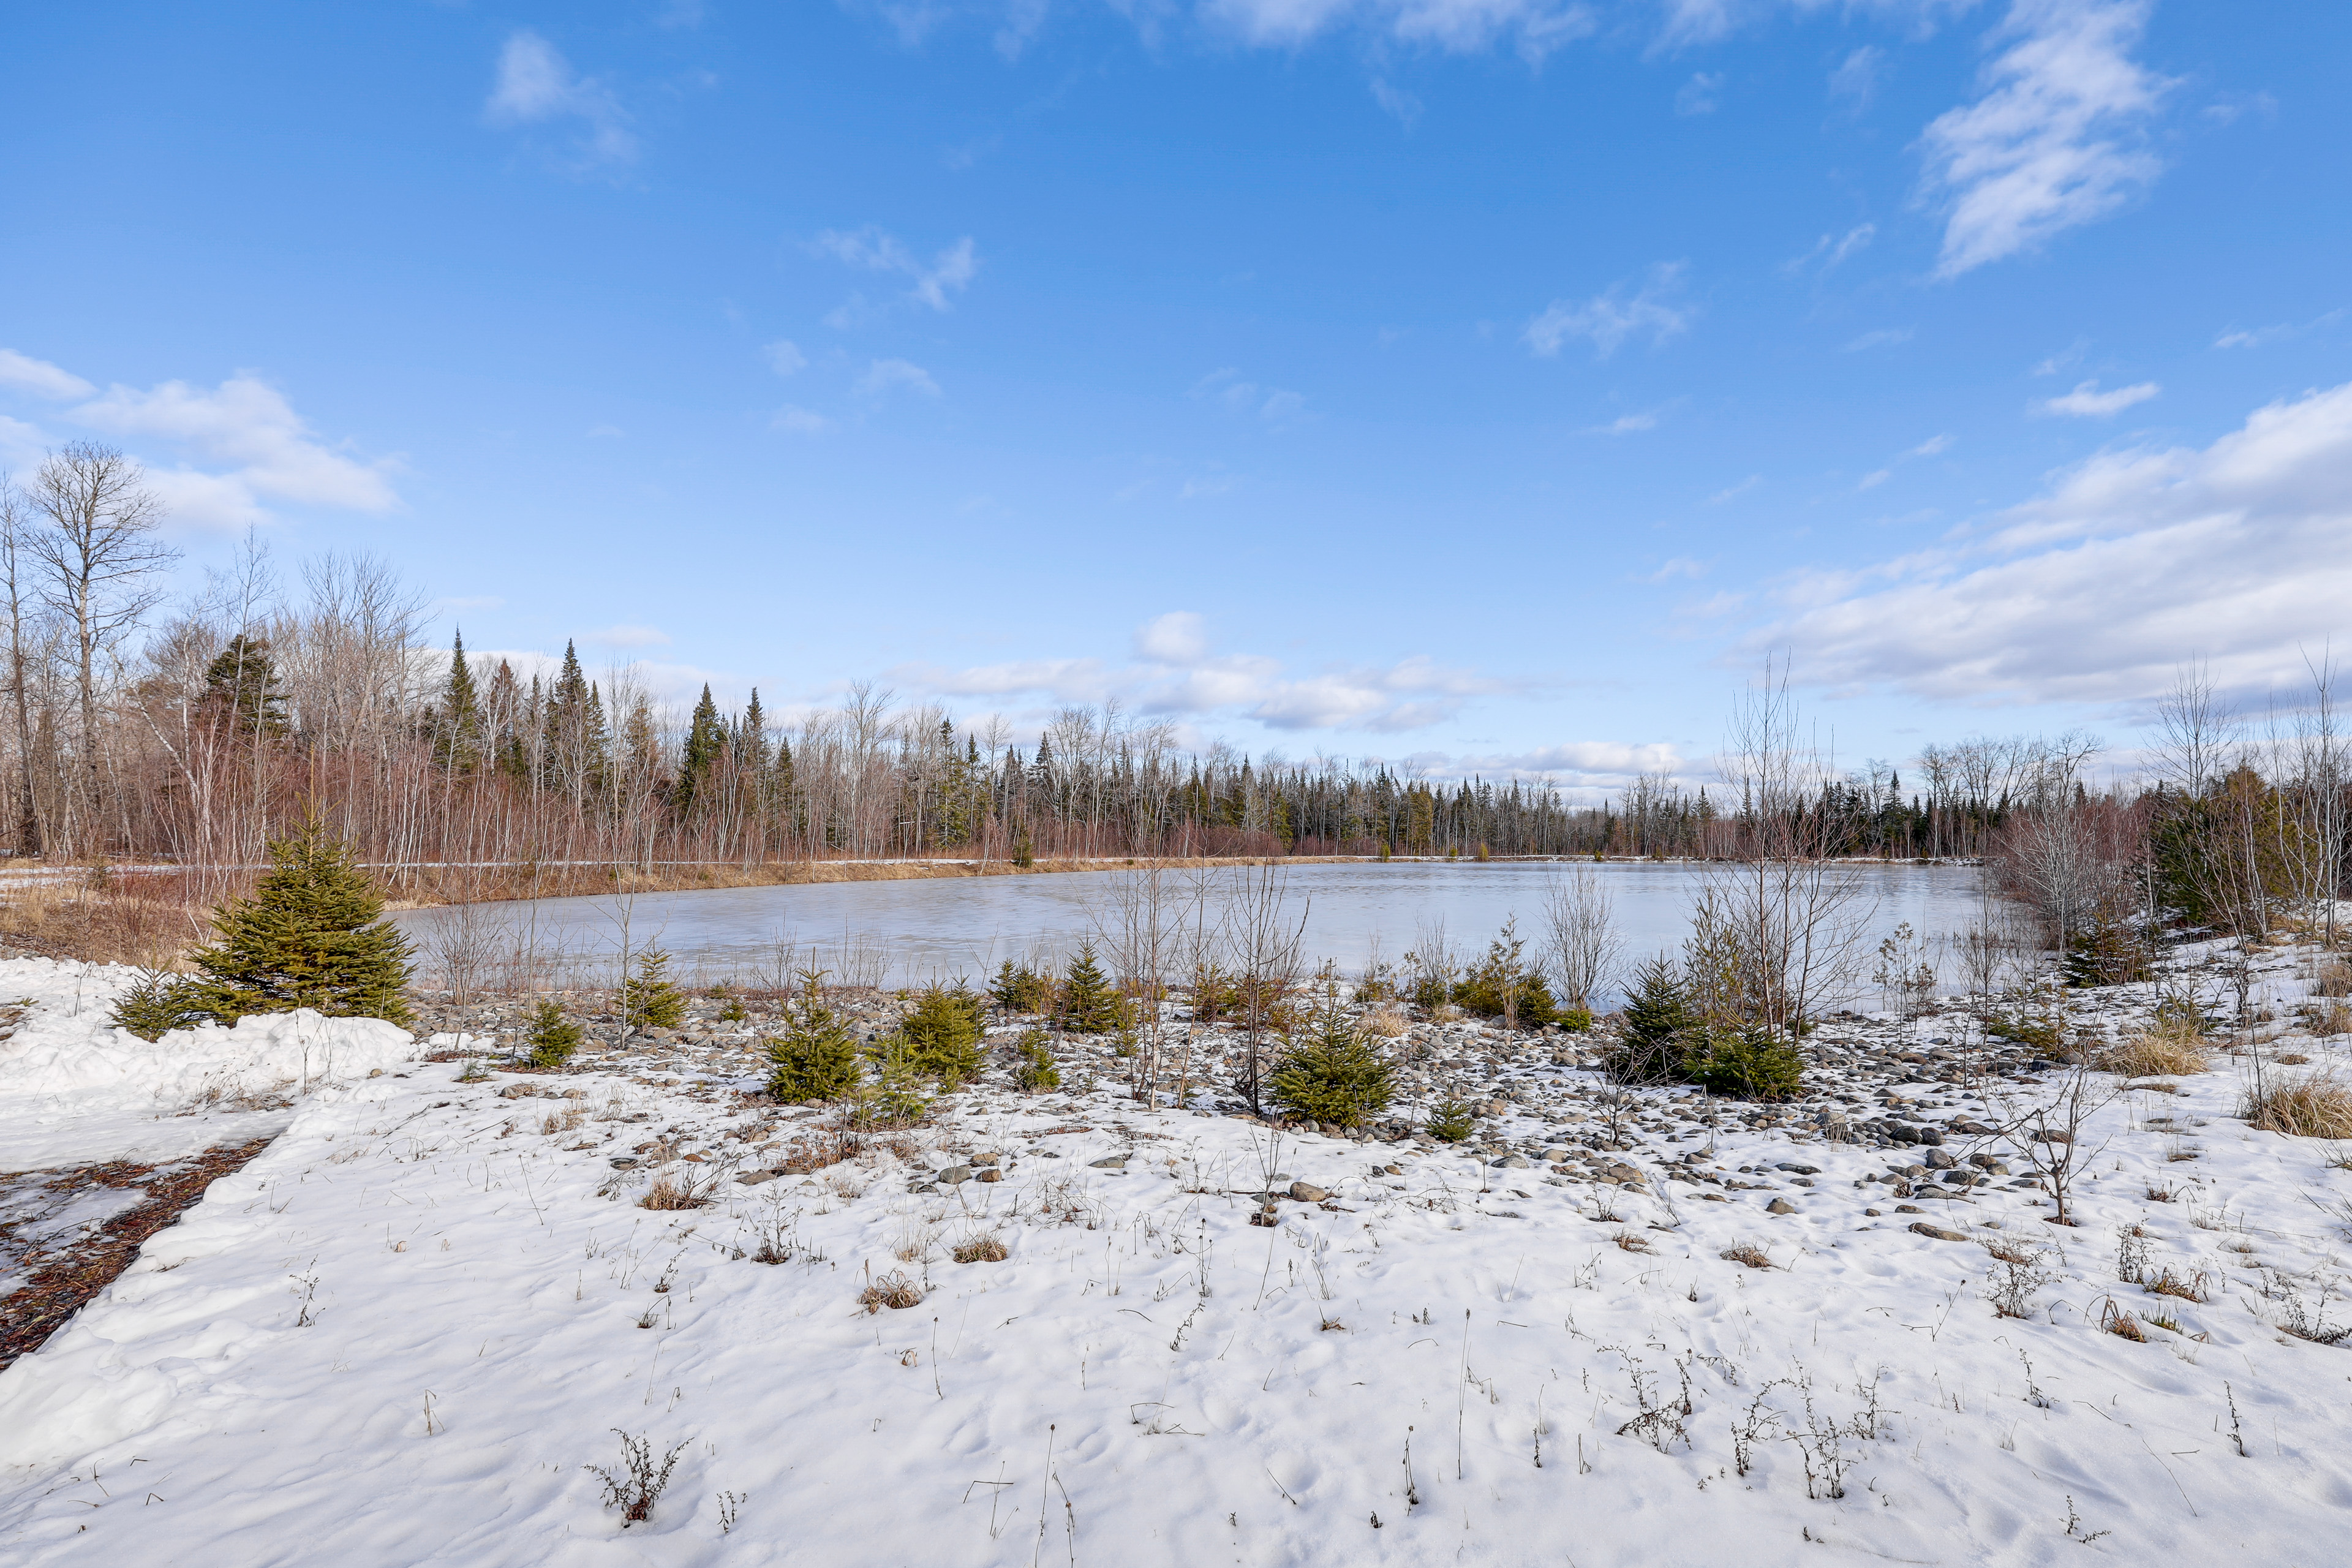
left=2243, top=1071, right=2352, bottom=1139
left=858, top=1271, right=925, bottom=1312
left=2097, top=1030, right=2209, bottom=1079
left=952, top=1235, right=1009, bottom=1264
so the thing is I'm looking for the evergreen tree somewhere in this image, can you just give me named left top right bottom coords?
left=1267, top=998, right=1394, bottom=1129
left=765, top=971, right=859, bottom=1102
left=900, top=982, right=987, bottom=1085
left=523, top=1000, right=583, bottom=1069
left=1056, top=943, right=1125, bottom=1035
left=620, top=947, right=687, bottom=1031
left=677, top=684, right=724, bottom=816
left=1607, top=956, right=1691, bottom=1084
left=186, top=815, right=415, bottom=1027
left=435, top=631, right=481, bottom=772
left=203, top=634, right=289, bottom=737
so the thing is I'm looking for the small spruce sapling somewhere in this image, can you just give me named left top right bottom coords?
left=1268, top=994, right=1395, bottom=1131
left=1056, top=943, right=1126, bottom=1035
left=183, top=814, right=416, bottom=1027
left=1425, top=1096, right=1477, bottom=1143
left=766, top=971, right=860, bottom=1102
left=1607, top=956, right=1691, bottom=1084
left=620, top=947, right=687, bottom=1032
left=1010, top=1031, right=1061, bottom=1093
left=524, top=1000, right=583, bottom=1069
left=901, top=982, right=987, bottom=1085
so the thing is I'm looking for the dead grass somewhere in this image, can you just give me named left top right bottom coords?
left=1610, top=1230, right=1654, bottom=1254
left=2243, top=1071, right=2352, bottom=1139
left=2143, top=1267, right=2210, bottom=1302
left=2098, top=1017, right=2210, bottom=1078
left=952, top=1235, right=1009, bottom=1264
left=1360, top=1008, right=1408, bottom=1039
left=2100, top=1300, right=2148, bottom=1341
left=1718, top=1242, right=1775, bottom=1270
left=858, top=1271, right=925, bottom=1312
left=638, top=1174, right=707, bottom=1211
left=0, top=877, right=206, bottom=966
left=2318, top=1001, right=2352, bottom=1036
left=2314, top=959, right=2352, bottom=998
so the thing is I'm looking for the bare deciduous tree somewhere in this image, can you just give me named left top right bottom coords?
left=1541, top=866, right=1622, bottom=1011
left=28, top=443, right=178, bottom=849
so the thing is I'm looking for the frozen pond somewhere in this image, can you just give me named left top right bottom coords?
left=394, top=859, right=1995, bottom=1008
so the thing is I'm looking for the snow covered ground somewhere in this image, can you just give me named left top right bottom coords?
left=2, top=953, right=2350, bottom=1566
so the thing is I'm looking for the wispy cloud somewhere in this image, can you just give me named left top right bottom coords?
left=1829, top=45, right=1884, bottom=108
left=811, top=227, right=979, bottom=313
left=2035, top=379, right=2158, bottom=417
left=1525, top=263, right=1692, bottom=360
left=62, top=371, right=399, bottom=529
left=1191, top=368, right=1306, bottom=425
left=589, top=624, right=672, bottom=649
left=1708, top=475, right=1762, bottom=504
left=762, top=341, right=808, bottom=375
left=0, top=349, right=94, bottom=401
left=484, top=31, right=635, bottom=169
left=857, top=358, right=941, bottom=400
left=1675, top=72, right=1724, bottom=115
left=1200, top=0, right=1597, bottom=62
left=2215, top=310, right=2342, bottom=349
left=1585, top=408, right=1666, bottom=436
left=1782, top=224, right=1875, bottom=277
left=1642, top=557, right=1709, bottom=582
left=1755, top=380, right=2352, bottom=706
left=894, top=610, right=1514, bottom=734
left=1843, top=327, right=1913, bottom=352
left=771, top=405, right=833, bottom=434
left=1370, top=77, right=1422, bottom=128
left=1857, top=432, right=1955, bottom=491
left=1920, top=0, right=2172, bottom=277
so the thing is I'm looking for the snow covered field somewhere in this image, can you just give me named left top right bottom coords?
left=3, top=954, right=2351, bottom=1566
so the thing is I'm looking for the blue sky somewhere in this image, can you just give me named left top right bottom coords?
left=3, top=1, right=2346, bottom=793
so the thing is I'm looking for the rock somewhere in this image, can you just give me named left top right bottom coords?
left=977, top=1169, right=1003, bottom=1183
left=609, top=1157, right=640, bottom=1168
left=1088, top=1155, right=1128, bottom=1169
left=1915, top=1126, right=1945, bottom=1147
left=368, top=1068, right=385, bottom=1078
left=1908, top=1222, right=1970, bottom=1242
left=1773, top=1163, right=1820, bottom=1176
left=1766, top=1197, right=1798, bottom=1214
left=737, top=1170, right=779, bottom=1185
left=938, top=1165, right=972, bottom=1185
left=1863, top=1207, right=1883, bottom=1216
left=1924, top=1148, right=1958, bottom=1170
left=972, top=1151, right=1003, bottom=1166
left=1493, top=1154, right=1530, bottom=1169
left=1289, top=1181, right=1330, bottom=1202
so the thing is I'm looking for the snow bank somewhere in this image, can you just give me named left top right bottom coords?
left=0, top=958, right=418, bottom=1170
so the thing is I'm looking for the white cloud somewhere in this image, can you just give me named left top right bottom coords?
left=771, top=405, right=834, bottom=434
left=1754, top=379, right=2352, bottom=706
left=1200, top=0, right=1597, bottom=61
left=810, top=227, right=979, bottom=313
left=2031, top=337, right=2089, bottom=375
left=2035, top=378, right=2158, bottom=417
left=1781, top=224, right=1875, bottom=277
left=2215, top=311, right=2341, bottom=350
left=1588, top=409, right=1662, bottom=435
left=894, top=612, right=1512, bottom=734
left=1134, top=611, right=1209, bottom=664
left=1370, top=77, right=1423, bottom=127
left=1830, top=45, right=1884, bottom=107
left=763, top=340, right=808, bottom=375
left=1444, top=740, right=1686, bottom=785
left=0, top=349, right=94, bottom=401
left=1843, top=327, right=1912, bottom=352
left=1525, top=263, right=1692, bottom=359
left=1708, top=475, right=1762, bottom=503
left=589, top=624, right=672, bottom=649
left=1191, top=368, right=1306, bottom=424
left=1919, top=0, right=2172, bottom=277
left=1642, top=557, right=1708, bottom=582
left=484, top=31, right=636, bottom=168
left=1675, top=71, right=1724, bottom=115
left=66, top=373, right=398, bottom=529
left=857, top=358, right=941, bottom=399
